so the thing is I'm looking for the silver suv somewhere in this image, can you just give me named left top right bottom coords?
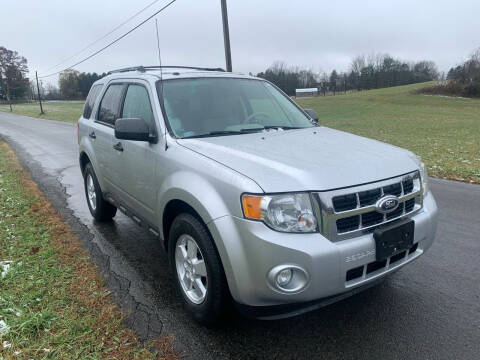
left=78, top=66, right=438, bottom=324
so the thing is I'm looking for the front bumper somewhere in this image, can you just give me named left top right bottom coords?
left=207, top=191, right=438, bottom=314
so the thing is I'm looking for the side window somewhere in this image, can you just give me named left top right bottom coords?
left=97, top=84, right=124, bottom=125
left=121, top=84, right=154, bottom=128
left=82, top=84, right=101, bottom=119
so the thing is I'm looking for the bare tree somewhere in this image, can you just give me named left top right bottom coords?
left=350, top=55, right=366, bottom=76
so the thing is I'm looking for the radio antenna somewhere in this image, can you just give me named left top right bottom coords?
left=155, top=18, right=168, bottom=150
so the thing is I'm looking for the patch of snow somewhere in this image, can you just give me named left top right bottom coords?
left=0, top=320, right=9, bottom=335
left=1, top=261, right=13, bottom=278
left=422, top=94, right=471, bottom=100
left=4, top=308, right=22, bottom=317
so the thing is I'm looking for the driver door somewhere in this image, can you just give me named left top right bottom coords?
left=110, top=81, right=159, bottom=224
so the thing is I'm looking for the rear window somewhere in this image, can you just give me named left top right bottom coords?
left=82, top=84, right=102, bottom=119
left=97, top=84, right=125, bottom=125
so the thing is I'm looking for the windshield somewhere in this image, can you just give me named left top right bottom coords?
left=157, top=78, right=314, bottom=138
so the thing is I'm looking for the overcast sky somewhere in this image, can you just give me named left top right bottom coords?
left=2, top=0, right=479, bottom=85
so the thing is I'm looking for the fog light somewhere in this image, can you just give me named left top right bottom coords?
left=267, top=264, right=310, bottom=294
left=276, top=269, right=293, bottom=286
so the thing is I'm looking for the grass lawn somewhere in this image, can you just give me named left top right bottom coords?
left=0, top=101, right=84, bottom=123
left=0, top=141, right=177, bottom=359
left=296, top=82, right=480, bottom=184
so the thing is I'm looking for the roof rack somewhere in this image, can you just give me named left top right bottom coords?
left=107, top=65, right=225, bottom=75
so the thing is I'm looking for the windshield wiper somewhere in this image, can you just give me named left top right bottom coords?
left=236, top=126, right=304, bottom=133
left=262, top=125, right=304, bottom=130
left=181, top=126, right=310, bottom=139
left=182, top=130, right=242, bottom=139
left=237, top=126, right=300, bottom=133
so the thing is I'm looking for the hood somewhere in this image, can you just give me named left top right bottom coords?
left=177, top=127, right=419, bottom=192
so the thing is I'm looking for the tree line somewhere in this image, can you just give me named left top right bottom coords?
left=419, top=48, right=480, bottom=98
left=0, top=45, right=464, bottom=104
left=55, top=70, right=107, bottom=100
left=257, top=54, right=439, bottom=96
left=32, top=69, right=107, bottom=100
left=29, top=70, right=107, bottom=101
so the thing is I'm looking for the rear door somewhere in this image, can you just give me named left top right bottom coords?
left=79, top=82, right=102, bottom=154
left=110, top=81, right=159, bottom=223
left=92, top=83, right=126, bottom=190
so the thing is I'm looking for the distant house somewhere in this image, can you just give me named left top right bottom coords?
left=295, top=87, right=319, bottom=98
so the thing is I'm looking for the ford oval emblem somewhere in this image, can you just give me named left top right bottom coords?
left=376, top=195, right=399, bottom=213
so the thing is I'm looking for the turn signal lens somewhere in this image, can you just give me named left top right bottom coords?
left=242, top=195, right=262, bottom=219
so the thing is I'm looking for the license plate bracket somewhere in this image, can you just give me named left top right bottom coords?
left=374, top=219, right=414, bottom=261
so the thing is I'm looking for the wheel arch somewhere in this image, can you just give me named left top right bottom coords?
left=157, top=170, right=234, bottom=240
left=79, top=151, right=91, bottom=174
left=162, top=199, right=206, bottom=251
left=78, top=137, right=105, bottom=190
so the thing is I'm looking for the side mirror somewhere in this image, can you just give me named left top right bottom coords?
left=304, top=109, right=319, bottom=123
left=115, top=118, right=153, bottom=142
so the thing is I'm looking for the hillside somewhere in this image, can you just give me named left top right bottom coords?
left=296, top=82, right=480, bottom=183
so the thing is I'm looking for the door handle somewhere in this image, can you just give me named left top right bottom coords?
left=113, top=142, right=124, bottom=152
left=89, top=131, right=96, bottom=139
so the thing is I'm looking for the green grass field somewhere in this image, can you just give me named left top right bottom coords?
left=296, top=82, right=480, bottom=183
left=0, top=101, right=84, bottom=123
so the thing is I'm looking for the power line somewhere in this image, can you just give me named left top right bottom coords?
left=39, top=0, right=177, bottom=78
left=42, top=0, right=163, bottom=73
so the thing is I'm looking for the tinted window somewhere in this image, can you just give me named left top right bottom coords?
left=97, top=84, right=124, bottom=125
left=82, top=84, right=101, bottom=119
left=121, top=85, right=154, bottom=128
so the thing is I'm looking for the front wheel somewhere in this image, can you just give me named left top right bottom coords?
left=83, top=163, right=117, bottom=221
left=169, top=213, right=230, bottom=325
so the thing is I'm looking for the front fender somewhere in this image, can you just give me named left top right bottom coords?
left=158, top=170, right=232, bottom=235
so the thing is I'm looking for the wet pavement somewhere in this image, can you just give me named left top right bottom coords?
left=0, top=111, right=479, bottom=360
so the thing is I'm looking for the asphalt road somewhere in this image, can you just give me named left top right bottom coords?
left=1, top=111, right=479, bottom=360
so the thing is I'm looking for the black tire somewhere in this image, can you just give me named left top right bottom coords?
left=83, top=163, right=117, bottom=221
left=168, top=213, right=230, bottom=325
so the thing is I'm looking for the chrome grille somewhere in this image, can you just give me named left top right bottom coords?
left=314, top=171, right=423, bottom=241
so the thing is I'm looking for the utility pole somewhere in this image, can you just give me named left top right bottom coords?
left=220, top=0, right=232, bottom=72
left=35, top=71, right=44, bottom=114
left=6, top=83, right=12, bottom=112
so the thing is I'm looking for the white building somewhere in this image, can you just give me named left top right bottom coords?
left=295, top=87, right=319, bottom=98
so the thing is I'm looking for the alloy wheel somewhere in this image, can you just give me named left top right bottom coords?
left=86, top=174, right=97, bottom=211
left=175, top=234, right=208, bottom=304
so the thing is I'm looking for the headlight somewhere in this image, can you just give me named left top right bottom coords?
left=419, top=162, right=429, bottom=195
left=242, top=193, right=317, bottom=232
